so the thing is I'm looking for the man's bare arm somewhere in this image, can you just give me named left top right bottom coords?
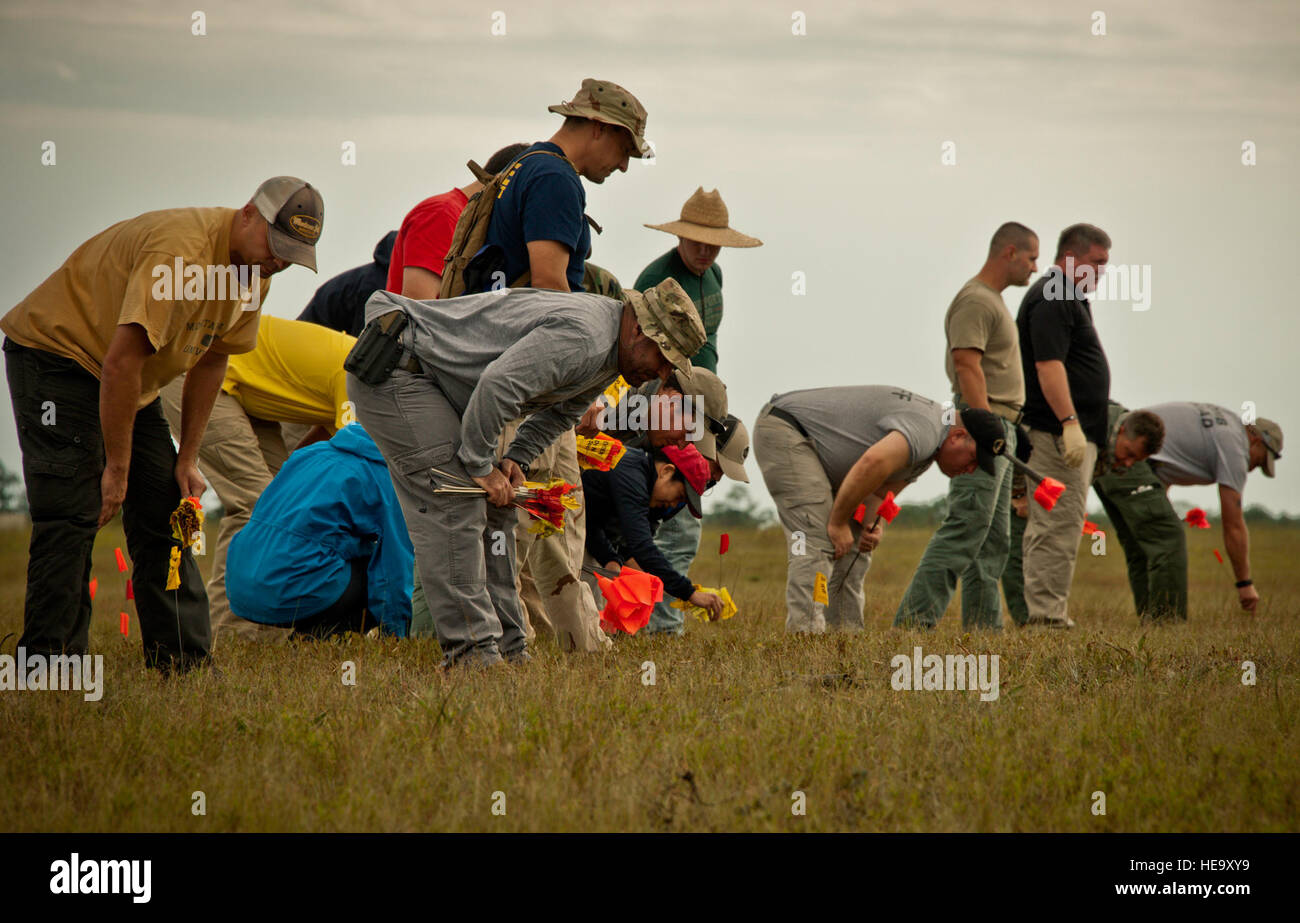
left=401, top=266, right=441, bottom=300
left=1034, top=359, right=1076, bottom=421
left=1219, top=485, right=1258, bottom=612
left=97, top=323, right=154, bottom=526
left=526, top=240, right=572, bottom=292
left=178, top=347, right=228, bottom=468
left=952, top=348, right=989, bottom=411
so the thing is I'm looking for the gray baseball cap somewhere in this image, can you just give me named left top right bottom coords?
left=252, top=176, right=324, bottom=272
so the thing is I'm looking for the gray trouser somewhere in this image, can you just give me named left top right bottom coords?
left=348, top=368, right=525, bottom=666
left=753, top=405, right=871, bottom=633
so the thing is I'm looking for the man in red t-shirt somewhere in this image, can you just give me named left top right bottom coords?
left=388, top=143, right=529, bottom=299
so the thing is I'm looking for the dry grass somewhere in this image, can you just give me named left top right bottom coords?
left=0, top=519, right=1296, bottom=832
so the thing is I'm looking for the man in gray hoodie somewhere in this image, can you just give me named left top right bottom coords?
left=347, top=279, right=705, bottom=668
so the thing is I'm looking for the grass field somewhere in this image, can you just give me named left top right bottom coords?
left=1, top=518, right=1296, bottom=832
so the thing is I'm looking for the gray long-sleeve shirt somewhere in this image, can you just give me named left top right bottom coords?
left=363, top=288, right=622, bottom=477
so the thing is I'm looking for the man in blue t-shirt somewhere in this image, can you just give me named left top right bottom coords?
left=481, top=78, right=649, bottom=293
left=477, top=78, right=652, bottom=655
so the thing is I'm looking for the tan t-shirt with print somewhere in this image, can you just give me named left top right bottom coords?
left=943, top=277, right=1024, bottom=414
left=0, top=207, right=269, bottom=408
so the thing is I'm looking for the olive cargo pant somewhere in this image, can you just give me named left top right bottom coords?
left=1093, top=459, right=1188, bottom=620
left=895, top=420, right=1015, bottom=629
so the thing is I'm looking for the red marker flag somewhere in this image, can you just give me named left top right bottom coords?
left=119, top=611, right=129, bottom=637
left=126, top=579, right=134, bottom=601
left=1213, top=549, right=1224, bottom=564
left=876, top=492, right=901, bottom=523
left=1033, top=478, right=1066, bottom=511
left=1081, top=520, right=1103, bottom=536
left=114, top=547, right=127, bottom=572
left=1184, top=508, right=1210, bottom=529
left=719, top=533, right=730, bottom=555
left=853, top=504, right=866, bottom=524
left=89, top=577, right=98, bottom=602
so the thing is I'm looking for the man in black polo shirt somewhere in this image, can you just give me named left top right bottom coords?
left=1016, top=223, right=1112, bottom=628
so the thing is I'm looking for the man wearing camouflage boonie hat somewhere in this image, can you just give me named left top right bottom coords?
left=347, top=280, right=703, bottom=668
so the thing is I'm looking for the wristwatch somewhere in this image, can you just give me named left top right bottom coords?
left=1059, top=414, right=1078, bottom=424
left=1235, top=579, right=1253, bottom=589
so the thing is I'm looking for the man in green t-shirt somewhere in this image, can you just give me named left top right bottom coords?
left=895, top=222, right=1038, bottom=630
left=634, top=188, right=761, bottom=634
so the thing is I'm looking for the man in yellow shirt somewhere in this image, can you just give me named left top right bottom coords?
left=160, top=314, right=355, bottom=642
left=1, top=176, right=323, bottom=672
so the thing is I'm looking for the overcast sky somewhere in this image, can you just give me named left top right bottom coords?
left=1, top=0, right=1296, bottom=515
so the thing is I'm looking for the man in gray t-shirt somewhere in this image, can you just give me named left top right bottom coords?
left=1142, top=402, right=1284, bottom=613
left=753, top=385, right=1005, bottom=633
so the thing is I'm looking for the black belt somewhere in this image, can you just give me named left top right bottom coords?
left=768, top=406, right=809, bottom=438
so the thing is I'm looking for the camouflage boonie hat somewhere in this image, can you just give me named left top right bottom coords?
left=623, top=278, right=706, bottom=377
left=549, top=78, right=649, bottom=158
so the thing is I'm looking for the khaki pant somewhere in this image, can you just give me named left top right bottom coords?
left=753, top=406, right=871, bottom=633
left=1022, top=427, right=1099, bottom=625
left=510, top=427, right=611, bottom=652
left=160, top=377, right=291, bottom=645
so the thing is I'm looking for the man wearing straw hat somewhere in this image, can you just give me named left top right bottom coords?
left=346, top=278, right=705, bottom=669
left=634, top=189, right=761, bottom=634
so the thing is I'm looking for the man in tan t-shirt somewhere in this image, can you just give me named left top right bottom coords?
left=1, top=176, right=324, bottom=672
left=895, top=221, right=1038, bottom=629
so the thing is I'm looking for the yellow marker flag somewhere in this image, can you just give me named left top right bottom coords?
left=671, top=586, right=738, bottom=622
left=576, top=433, right=627, bottom=471
left=813, top=572, right=829, bottom=605
left=602, top=376, right=630, bottom=408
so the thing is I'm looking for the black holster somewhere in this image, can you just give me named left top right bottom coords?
left=344, top=310, right=410, bottom=385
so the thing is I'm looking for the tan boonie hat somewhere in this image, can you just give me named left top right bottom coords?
left=646, top=187, right=762, bottom=248
left=548, top=78, right=649, bottom=158
left=253, top=176, right=324, bottom=272
left=672, top=367, right=728, bottom=461
left=1252, top=418, right=1283, bottom=478
left=624, top=278, right=706, bottom=377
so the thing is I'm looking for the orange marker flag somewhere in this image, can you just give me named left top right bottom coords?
left=1081, top=520, right=1104, bottom=536
left=595, top=569, right=663, bottom=635
left=1033, top=478, right=1066, bottom=511
left=119, top=611, right=129, bottom=637
left=1213, top=549, right=1224, bottom=564
left=89, top=577, right=98, bottom=602
left=114, top=547, right=127, bottom=572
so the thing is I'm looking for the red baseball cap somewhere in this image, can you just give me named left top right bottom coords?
left=661, top=444, right=710, bottom=519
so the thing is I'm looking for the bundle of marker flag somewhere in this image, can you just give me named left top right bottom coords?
left=165, top=497, right=204, bottom=591
left=1184, top=508, right=1211, bottom=529
left=576, top=433, right=627, bottom=471
left=672, top=585, right=738, bottom=622
left=431, top=469, right=580, bottom=538
left=593, top=568, right=663, bottom=635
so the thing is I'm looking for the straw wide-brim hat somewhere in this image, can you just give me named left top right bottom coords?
left=645, top=187, right=763, bottom=248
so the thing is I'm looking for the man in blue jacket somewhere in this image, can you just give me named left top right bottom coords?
left=225, top=424, right=414, bottom=637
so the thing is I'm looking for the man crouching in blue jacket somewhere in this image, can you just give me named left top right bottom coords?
left=225, top=424, right=414, bottom=638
